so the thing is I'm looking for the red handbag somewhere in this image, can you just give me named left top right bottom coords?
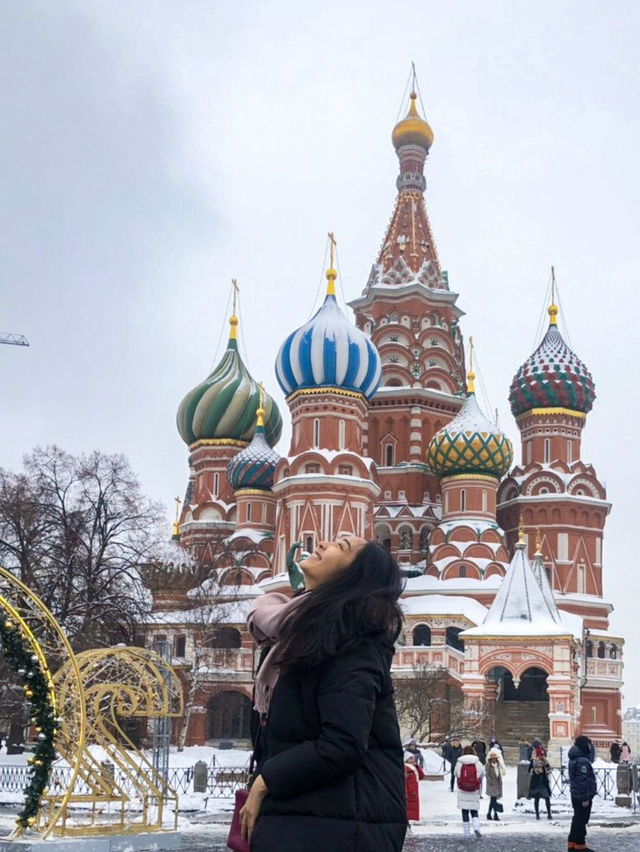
left=227, top=788, right=250, bottom=852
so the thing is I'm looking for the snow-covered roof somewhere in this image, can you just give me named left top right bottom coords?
left=403, top=574, right=503, bottom=596
left=284, top=448, right=375, bottom=470
left=145, top=597, right=257, bottom=627
left=226, top=527, right=273, bottom=545
left=462, top=540, right=569, bottom=638
left=402, top=594, right=487, bottom=625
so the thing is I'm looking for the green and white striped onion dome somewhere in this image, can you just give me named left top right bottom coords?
left=177, top=320, right=282, bottom=446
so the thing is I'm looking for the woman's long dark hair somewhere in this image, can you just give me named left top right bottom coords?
left=275, top=541, right=404, bottom=671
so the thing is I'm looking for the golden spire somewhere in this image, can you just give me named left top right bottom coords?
left=256, top=381, right=265, bottom=428
left=535, top=528, right=543, bottom=554
left=517, top=519, right=526, bottom=547
left=229, top=279, right=239, bottom=339
left=548, top=266, right=558, bottom=327
left=467, top=336, right=476, bottom=394
left=391, top=70, right=435, bottom=152
left=326, top=232, right=337, bottom=296
left=172, top=496, right=182, bottom=540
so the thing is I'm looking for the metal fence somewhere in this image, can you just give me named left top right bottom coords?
left=0, top=763, right=249, bottom=801
left=548, top=766, right=629, bottom=801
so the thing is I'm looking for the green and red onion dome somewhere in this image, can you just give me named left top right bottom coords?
left=227, top=409, right=280, bottom=491
left=509, top=306, right=595, bottom=418
left=427, top=377, right=513, bottom=479
left=177, top=318, right=282, bottom=446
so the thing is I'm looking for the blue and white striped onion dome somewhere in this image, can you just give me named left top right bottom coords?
left=227, top=413, right=280, bottom=491
left=275, top=290, right=381, bottom=399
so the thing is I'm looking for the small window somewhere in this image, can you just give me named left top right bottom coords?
left=544, top=438, right=551, bottom=463
left=610, top=644, right=618, bottom=660
left=339, top=419, right=346, bottom=450
left=460, top=489, right=466, bottom=511
left=412, top=625, right=431, bottom=646
left=174, top=635, right=186, bottom=658
left=585, top=640, right=593, bottom=658
left=213, top=472, right=220, bottom=496
left=459, top=564, right=467, bottom=578
left=313, top=418, right=320, bottom=447
left=305, top=535, right=313, bottom=553
left=338, top=464, right=353, bottom=476
left=305, top=463, right=320, bottom=474
left=385, top=444, right=394, bottom=466
left=597, top=641, right=606, bottom=659
left=567, top=440, right=573, bottom=464
left=482, top=490, right=487, bottom=513
left=247, top=503, right=252, bottom=522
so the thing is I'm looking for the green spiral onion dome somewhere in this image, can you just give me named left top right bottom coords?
left=427, top=379, right=513, bottom=479
left=176, top=317, right=283, bottom=446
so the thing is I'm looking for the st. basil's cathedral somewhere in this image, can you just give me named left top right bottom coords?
left=144, top=86, right=624, bottom=760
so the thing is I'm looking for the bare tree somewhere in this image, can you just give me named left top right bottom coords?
left=0, top=446, right=165, bottom=650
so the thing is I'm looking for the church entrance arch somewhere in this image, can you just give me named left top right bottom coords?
left=206, top=691, right=251, bottom=742
left=486, top=665, right=550, bottom=750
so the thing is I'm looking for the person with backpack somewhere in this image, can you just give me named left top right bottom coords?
left=567, top=734, right=597, bottom=851
left=455, top=745, right=485, bottom=839
left=528, top=752, right=552, bottom=820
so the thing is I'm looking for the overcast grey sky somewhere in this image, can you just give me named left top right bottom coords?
left=1, top=1, right=638, bottom=705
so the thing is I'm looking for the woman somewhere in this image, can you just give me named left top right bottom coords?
left=485, top=746, right=506, bottom=820
left=404, top=751, right=425, bottom=822
left=528, top=752, right=552, bottom=819
left=455, top=745, right=485, bottom=839
left=240, top=537, right=407, bottom=851
left=620, top=741, right=631, bottom=763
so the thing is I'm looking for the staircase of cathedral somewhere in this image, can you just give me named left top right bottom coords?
left=493, top=700, right=550, bottom=764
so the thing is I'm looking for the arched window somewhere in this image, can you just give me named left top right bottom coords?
left=597, top=641, right=606, bottom=659
left=305, top=535, right=313, bottom=554
left=585, top=640, right=593, bottom=658
left=412, top=625, right=431, bottom=646
left=445, top=626, right=465, bottom=652
left=385, top=444, right=394, bottom=466
left=610, top=644, right=618, bottom=660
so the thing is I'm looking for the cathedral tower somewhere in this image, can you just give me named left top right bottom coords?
left=272, top=244, right=381, bottom=571
left=349, top=87, right=466, bottom=564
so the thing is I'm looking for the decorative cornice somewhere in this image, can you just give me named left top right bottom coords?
left=441, top=473, right=499, bottom=484
left=287, top=386, right=366, bottom=403
left=189, top=439, right=248, bottom=450
left=516, top=407, right=587, bottom=423
left=235, top=488, right=276, bottom=498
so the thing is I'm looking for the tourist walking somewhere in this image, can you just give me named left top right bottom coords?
left=528, top=752, right=552, bottom=820
left=485, top=746, right=506, bottom=820
left=404, top=751, right=426, bottom=821
left=455, top=745, right=485, bottom=839
left=609, top=740, right=621, bottom=763
left=472, top=739, right=487, bottom=765
left=567, top=734, right=597, bottom=851
left=241, top=537, right=407, bottom=851
left=489, top=735, right=504, bottom=754
left=620, top=741, right=631, bottom=763
left=443, top=737, right=463, bottom=792
left=405, top=738, right=425, bottom=769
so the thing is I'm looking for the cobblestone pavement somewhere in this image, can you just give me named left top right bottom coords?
left=178, top=823, right=640, bottom=851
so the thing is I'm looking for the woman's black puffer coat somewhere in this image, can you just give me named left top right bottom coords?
left=252, top=639, right=407, bottom=852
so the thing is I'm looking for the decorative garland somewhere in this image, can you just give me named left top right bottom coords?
left=0, top=616, right=59, bottom=830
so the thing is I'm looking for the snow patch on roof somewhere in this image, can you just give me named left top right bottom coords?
left=402, top=594, right=487, bottom=624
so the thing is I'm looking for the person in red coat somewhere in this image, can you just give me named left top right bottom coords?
left=404, top=752, right=426, bottom=821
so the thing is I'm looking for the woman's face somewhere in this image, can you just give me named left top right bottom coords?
left=300, top=536, right=367, bottom=589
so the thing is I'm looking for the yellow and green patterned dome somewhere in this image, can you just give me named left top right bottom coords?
left=427, top=383, right=513, bottom=480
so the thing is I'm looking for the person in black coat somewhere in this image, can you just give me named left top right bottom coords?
left=241, top=537, right=407, bottom=852
left=567, top=734, right=597, bottom=851
left=443, top=737, right=463, bottom=791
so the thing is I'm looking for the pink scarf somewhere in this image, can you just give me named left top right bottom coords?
left=247, top=592, right=306, bottom=715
